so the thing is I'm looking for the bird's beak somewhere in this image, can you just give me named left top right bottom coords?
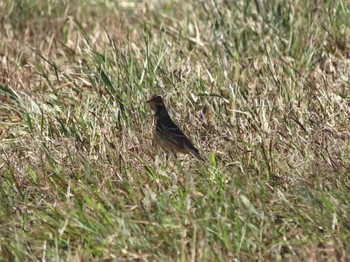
left=145, top=98, right=152, bottom=103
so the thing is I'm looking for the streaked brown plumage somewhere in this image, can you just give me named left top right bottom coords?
left=146, top=94, right=206, bottom=162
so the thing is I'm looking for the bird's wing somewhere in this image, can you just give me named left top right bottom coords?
left=161, top=119, right=199, bottom=151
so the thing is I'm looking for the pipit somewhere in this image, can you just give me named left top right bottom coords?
left=146, top=94, right=206, bottom=162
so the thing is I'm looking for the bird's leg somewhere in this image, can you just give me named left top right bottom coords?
left=168, top=151, right=178, bottom=174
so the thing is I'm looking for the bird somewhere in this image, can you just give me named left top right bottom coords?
left=146, top=94, right=206, bottom=162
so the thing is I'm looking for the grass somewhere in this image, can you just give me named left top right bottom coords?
left=0, top=0, right=349, bottom=260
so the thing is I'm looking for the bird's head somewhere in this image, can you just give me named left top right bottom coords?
left=146, top=94, right=165, bottom=111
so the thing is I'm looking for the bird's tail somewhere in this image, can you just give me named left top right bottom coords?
left=189, top=149, right=207, bottom=163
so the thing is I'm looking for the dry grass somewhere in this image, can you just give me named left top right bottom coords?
left=1, top=0, right=349, bottom=261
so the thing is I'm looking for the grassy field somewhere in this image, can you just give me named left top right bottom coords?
left=1, top=0, right=349, bottom=260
